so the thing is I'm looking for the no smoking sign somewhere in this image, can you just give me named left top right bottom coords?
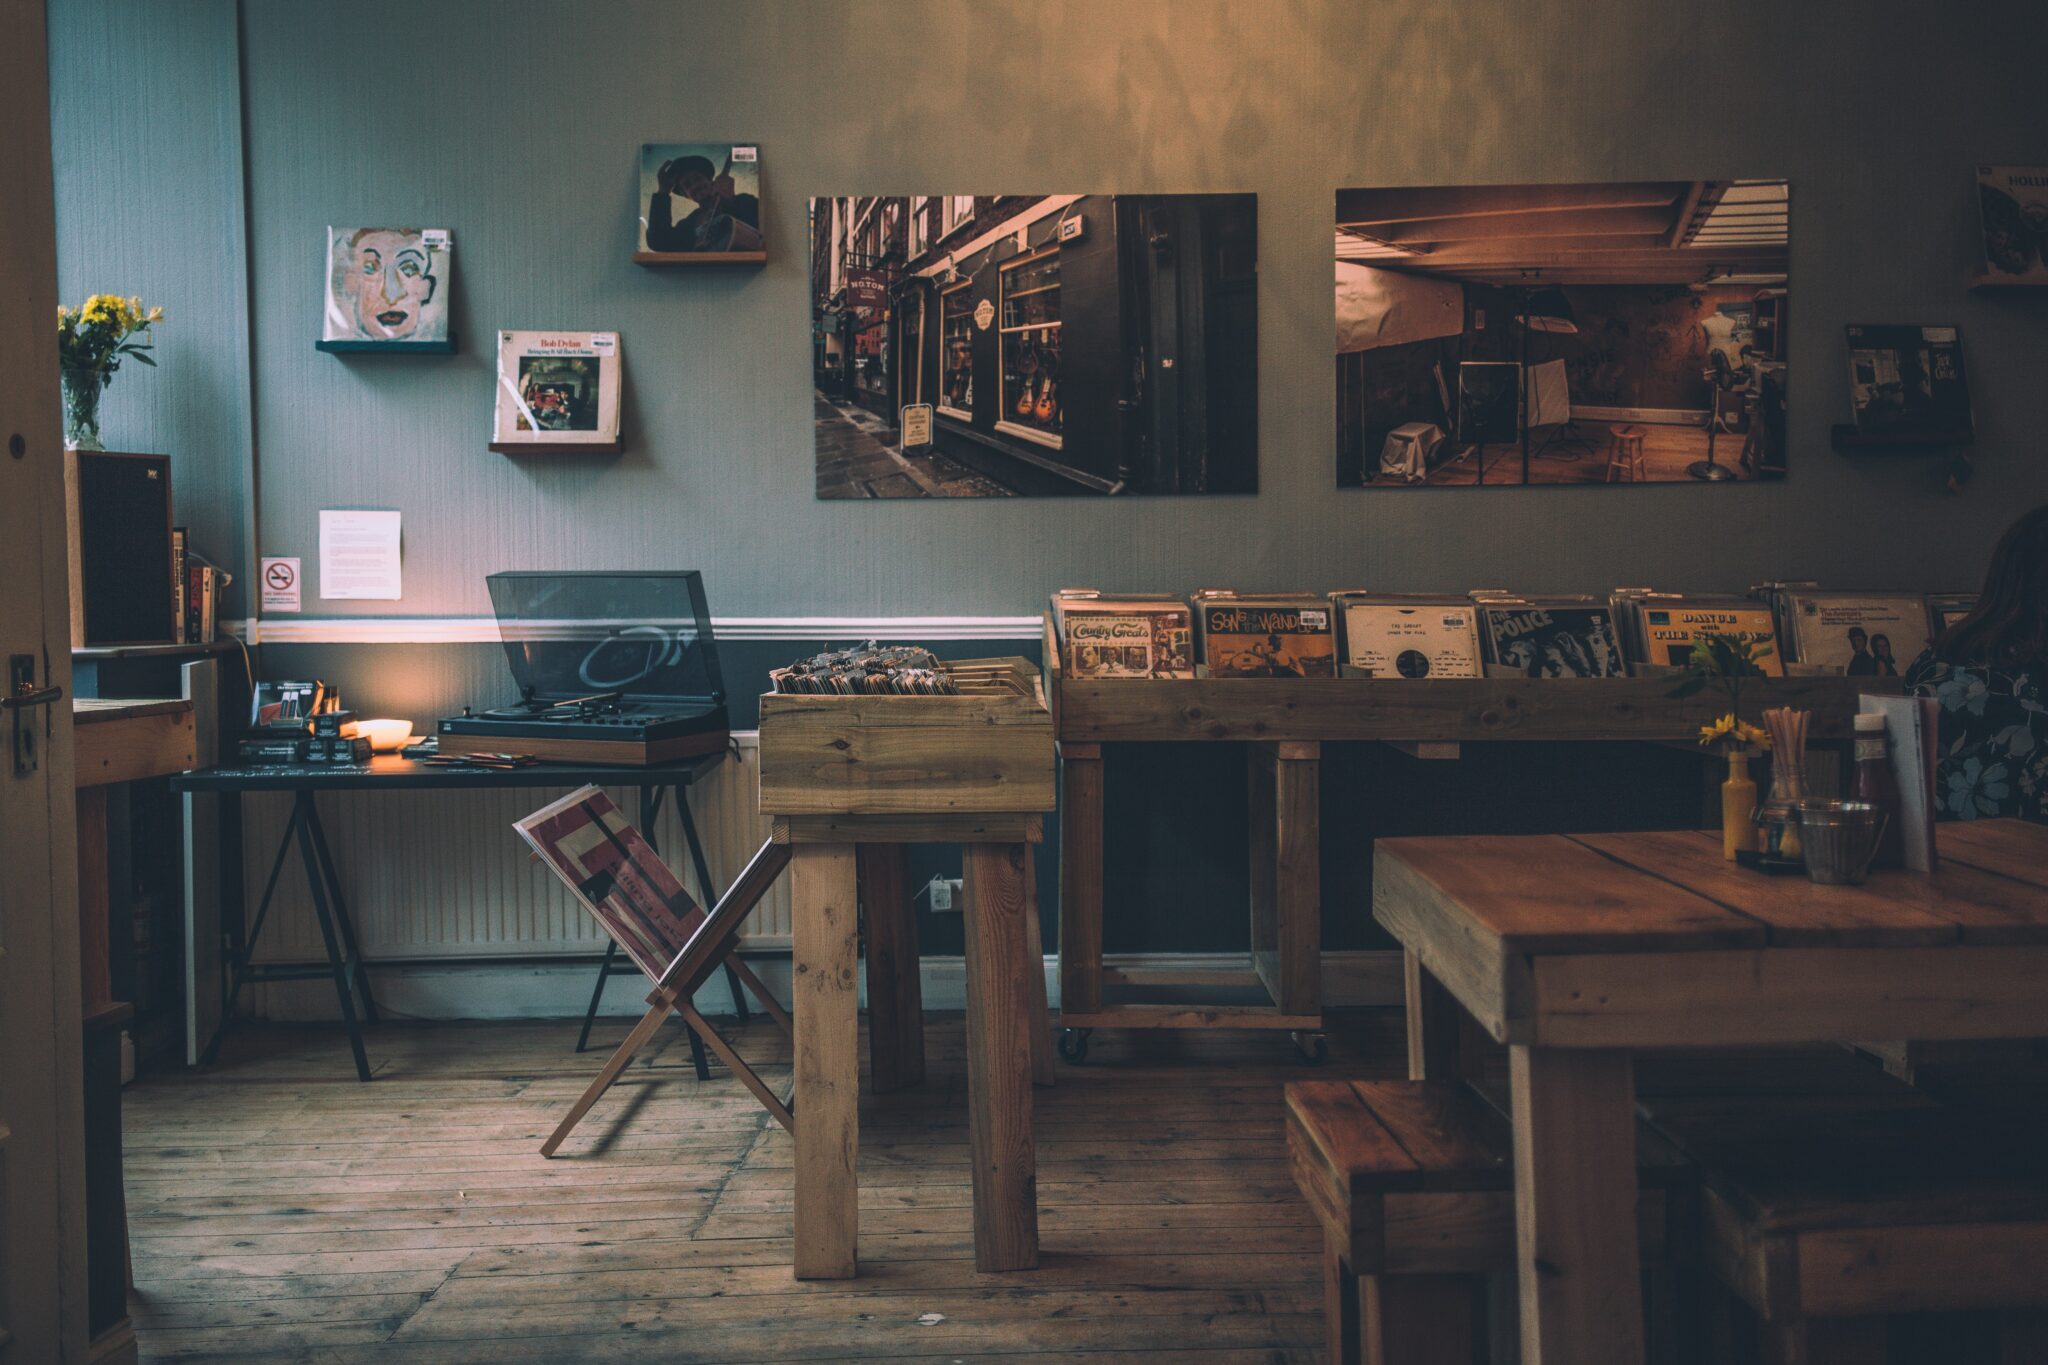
left=259, top=556, right=302, bottom=613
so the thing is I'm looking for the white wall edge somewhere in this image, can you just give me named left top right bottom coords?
left=230, top=614, right=1045, bottom=645
left=247, top=949, right=1404, bottom=1024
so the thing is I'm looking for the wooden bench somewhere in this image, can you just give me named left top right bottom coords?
left=1647, top=1104, right=2048, bottom=1364
left=1286, top=1078, right=1688, bottom=1364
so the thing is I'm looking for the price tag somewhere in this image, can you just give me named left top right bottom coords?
left=421, top=229, right=451, bottom=249
left=590, top=333, right=617, bottom=355
left=730, top=145, right=758, bottom=163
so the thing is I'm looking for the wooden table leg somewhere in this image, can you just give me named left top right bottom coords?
left=1510, top=1044, right=1643, bottom=1364
left=961, top=842, right=1040, bottom=1272
left=792, top=842, right=860, bottom=1279
left=1023, top=853, right=1054, bottom=1087
left=1273, top=742, right=1322, bottom=1019
left=1405, top=950, right=1485, bottom=1084
left=859, top=843, right=923, bottom=1094
left=1057, top=743, right=1104, bottom=1020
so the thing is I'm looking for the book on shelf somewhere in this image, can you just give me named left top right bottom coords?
left=1845, top=324, right=1973, bottom=437
left=1191, top=590, right=1337, bottom=678
left=1329, top=592, right=1483, bottom=679
left=171, top=527, right=188, bottom=645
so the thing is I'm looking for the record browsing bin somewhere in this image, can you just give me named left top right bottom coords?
left=757, top=657, right=1055, bottom=817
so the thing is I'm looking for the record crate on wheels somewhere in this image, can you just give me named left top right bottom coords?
left=757, top=655, right=1057, bottom=1278
left=1044, top=613, right=1893, bottom=1064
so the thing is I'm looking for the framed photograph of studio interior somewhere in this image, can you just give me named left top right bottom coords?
left=634, top=144, right=765, bottom=264
left=1335, top=179, right=1790, bottom=487
left=810, top=194, right=1258, bottom=498
left=317, top=226, right=455, bottom=353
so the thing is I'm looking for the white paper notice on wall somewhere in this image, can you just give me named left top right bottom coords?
left=259, top=557, right=302, bottom=612
left=318, top=509, right=402, bottom=600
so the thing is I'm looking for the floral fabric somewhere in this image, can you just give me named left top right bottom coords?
left=1904, top=651, right=2048, bottom=822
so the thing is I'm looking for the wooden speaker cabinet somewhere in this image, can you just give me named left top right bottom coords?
left=64, top=449, right=175, bottom=647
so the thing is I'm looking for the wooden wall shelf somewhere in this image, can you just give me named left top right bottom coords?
left=488, top=439, right=624, bottom=455
left=1967, top=273, right=2048, bottom=292
left=1830, top=425, right=1975, bottom=453
left=315, top=338, right=456, bottom=354
left=632, top=250, right=768, bottom=266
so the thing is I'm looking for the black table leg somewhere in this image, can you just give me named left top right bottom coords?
left=201, top=795, right=301, bottom=1067
left=574, top=938, right=619, bottom=1054
left=677, top=789, right=748, bottom=1024
left=304, top=794, right=379, bottom=1024
left=295, top=794, right=374, bottom=1082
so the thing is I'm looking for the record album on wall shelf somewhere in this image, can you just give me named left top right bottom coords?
left=634, top=143, right=765, bottom=264
left=1973, top=166, right=2048, bottom=289
left=1831, top=324, right=1975, bottom=452
left=811, top=194, right=1257, bottom=498
left=490, top=331, right=623, bottom=454
left=1335, top=179, right=1790, bottom=487
left=317, top=226, right=454, bottom=353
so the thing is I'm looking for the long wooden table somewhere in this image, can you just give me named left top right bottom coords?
left=1373, top=820, right=2048, bottom=1364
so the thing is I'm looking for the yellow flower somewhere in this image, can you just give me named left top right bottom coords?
left=1698, top=714, right=1770, bottom=750
left=146, top=306, right=164, bottom=324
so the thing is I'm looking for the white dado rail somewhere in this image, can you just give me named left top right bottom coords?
left=233, top=614, right=1047, bottom=644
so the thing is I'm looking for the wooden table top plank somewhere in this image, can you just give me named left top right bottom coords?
left=1372, top=834, right=1769, bottom=956
left=1938, top=819, right=2048, bottom=891
left=73, top=696, right=189, bottom=723
left=1569, top=830, right=1963, bottom=948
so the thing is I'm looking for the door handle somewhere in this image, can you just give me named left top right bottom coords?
left=7, top=654, right=59, bottom=777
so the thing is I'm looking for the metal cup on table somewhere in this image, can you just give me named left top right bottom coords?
left=1793, top=799, right=1889, bottom=886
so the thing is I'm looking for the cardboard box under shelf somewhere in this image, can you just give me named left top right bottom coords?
left=757, top=657, right=1055, bottom=816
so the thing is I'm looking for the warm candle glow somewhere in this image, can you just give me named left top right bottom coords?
left=355, top=719, right=413, bottom=752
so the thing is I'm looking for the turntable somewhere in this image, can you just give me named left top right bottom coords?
left=437, top=571, right=730, bottom=766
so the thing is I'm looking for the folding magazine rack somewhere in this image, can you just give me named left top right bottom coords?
left=517, top=787, right=793, bottom=1155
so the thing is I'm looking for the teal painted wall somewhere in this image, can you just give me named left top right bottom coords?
left=51, top=0, right=2048, bottom=626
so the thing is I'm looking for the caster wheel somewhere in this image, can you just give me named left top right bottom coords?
left=1058, top=1028, right=1092, bottom=1064
left=1292, top=1031, right=1329, bottom=1064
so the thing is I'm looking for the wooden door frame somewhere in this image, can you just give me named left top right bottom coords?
left=0, top=0, right=92, bottom=1356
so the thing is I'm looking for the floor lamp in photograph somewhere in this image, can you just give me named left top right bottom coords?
left=1515, top=285, right=1578, bottom=484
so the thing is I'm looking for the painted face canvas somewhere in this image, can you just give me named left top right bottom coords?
left=637, top=144, right=764, bottom=259
left=321, top=226, right=452, bottom=351
left=1334, top=180, right=1789, bottom=487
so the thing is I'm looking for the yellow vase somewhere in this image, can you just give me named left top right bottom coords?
left=1721, top=749, right=1758, bottom=860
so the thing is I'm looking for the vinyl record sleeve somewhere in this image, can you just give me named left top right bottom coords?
left=1636, top=598, right=1784, bottom=675
left=1782, top=591, right=1931, bottom=676
left=494, top=331, right=623, bottom=445
left=1479, top=601, right=1627, bottom=678
left=1194, top=592, right=1337, bottom=678
left=1053, top=591, right=1194, bottom=679
left=1331, top=595, right=1482, bottom=678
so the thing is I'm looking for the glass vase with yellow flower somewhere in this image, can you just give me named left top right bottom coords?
left=56, top=294, right=162, bottom=449
left=1667, top=632, right=1776, bottom=860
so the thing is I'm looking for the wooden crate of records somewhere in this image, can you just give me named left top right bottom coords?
left=758, top=654, right=1054, bottom=816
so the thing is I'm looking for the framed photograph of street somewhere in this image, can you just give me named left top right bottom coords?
left=1335, top=179, right=1790, bottom=487
left=810, top=194, right=1258, bottom=498
left=634, top=144, right=765, bottom=265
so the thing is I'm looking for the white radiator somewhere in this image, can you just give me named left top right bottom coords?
left=244, top=732, right=789, bottom=965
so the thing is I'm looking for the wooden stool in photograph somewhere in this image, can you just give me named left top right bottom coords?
left=1605, top=424, right=1649, bottom=482
left=1286, top=1078, right=1691, bottom=1364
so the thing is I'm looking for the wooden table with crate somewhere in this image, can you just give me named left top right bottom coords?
left=1046, top=609, right=1891, bottom=1058
left=1373, top=820, right=2048, bottom=1364
left=757, top=657, right=1056, bottom=1279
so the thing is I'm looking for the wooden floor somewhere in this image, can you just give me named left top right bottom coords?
left=125, top=1012, right=1404, bottom=1362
